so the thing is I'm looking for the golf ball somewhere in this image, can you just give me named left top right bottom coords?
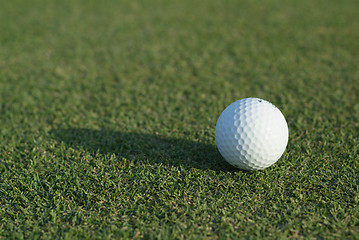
left=215, top=98, right=288, bottom=170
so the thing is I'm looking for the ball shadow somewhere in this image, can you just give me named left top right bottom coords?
left=50, top=128, right=234, bottom=171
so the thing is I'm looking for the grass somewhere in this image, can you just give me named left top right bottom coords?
left=0, top=0, right=358, bottom=239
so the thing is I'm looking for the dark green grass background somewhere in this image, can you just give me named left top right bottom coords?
left=0, top=0, right=358, bottom=239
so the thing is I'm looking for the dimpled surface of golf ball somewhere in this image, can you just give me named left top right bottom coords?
left=215, top=98, right=288, bottom=170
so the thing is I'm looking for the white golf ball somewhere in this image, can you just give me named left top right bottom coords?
left=215, top=98, right=288, bottom=170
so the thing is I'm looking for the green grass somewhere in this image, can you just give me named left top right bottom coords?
left=0, top=0, right=358, bottom=239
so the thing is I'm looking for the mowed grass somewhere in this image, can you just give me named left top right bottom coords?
left=0, top=0, right=358, bottom=239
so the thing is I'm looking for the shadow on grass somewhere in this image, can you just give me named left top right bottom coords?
left=50, top=128, right=234, bottom=171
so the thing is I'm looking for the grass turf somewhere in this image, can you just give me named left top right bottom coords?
left=0, top=0, right=358, bottom=239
